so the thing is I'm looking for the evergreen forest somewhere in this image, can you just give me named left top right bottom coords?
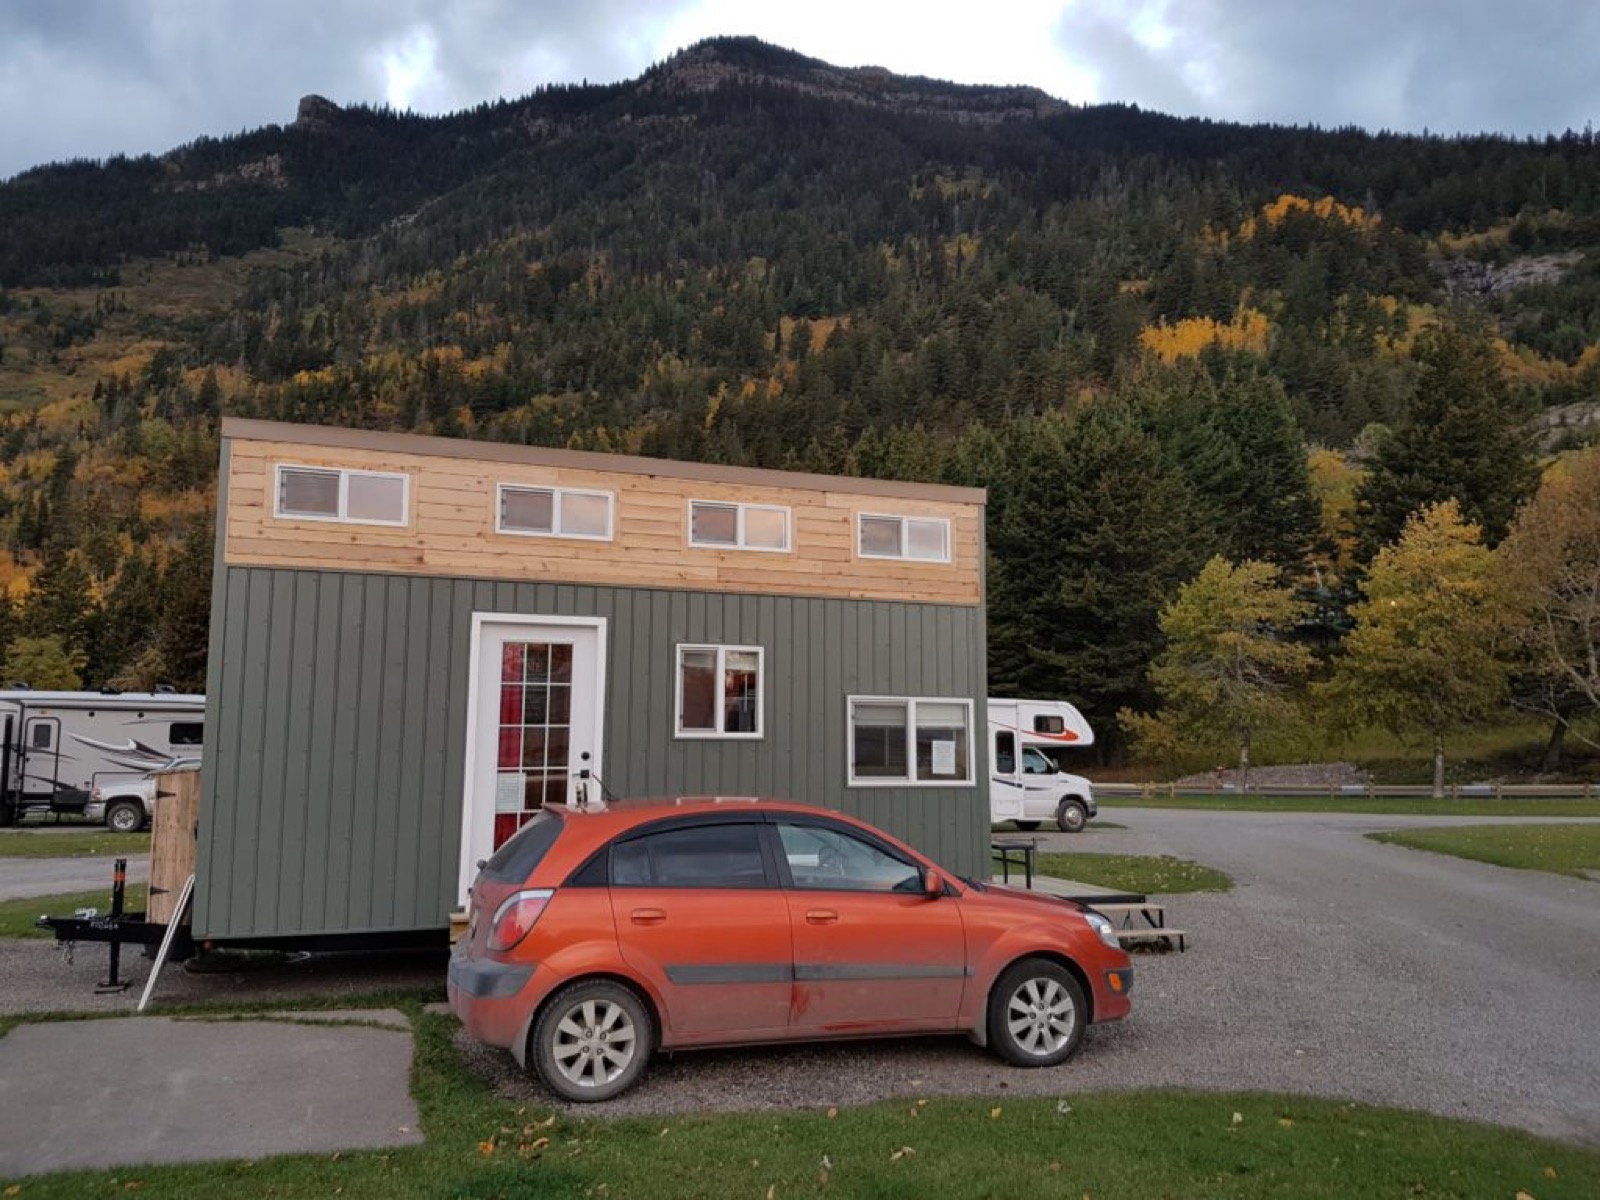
left=0, top=38, right=1596, bottom=776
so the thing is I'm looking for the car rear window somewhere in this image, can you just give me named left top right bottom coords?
left=477, top=809, right=565, bottom=883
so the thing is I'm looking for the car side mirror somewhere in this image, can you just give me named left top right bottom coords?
left=923, top=868, right=945, bottom=897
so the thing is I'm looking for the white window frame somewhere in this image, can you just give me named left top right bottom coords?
left=856, top=512, right=952, bottom=564
left=274, top=464, right=410, bottom=527
left=846, top=695, right=976, bottom=788
left=495, top=483, right=615, bottom=541
left=675, top=644, right=765, bottom=739
left=686, top=500, right=792, bottom=553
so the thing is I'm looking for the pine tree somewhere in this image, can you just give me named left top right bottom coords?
left=1355, top=324, right=1540, bottom=557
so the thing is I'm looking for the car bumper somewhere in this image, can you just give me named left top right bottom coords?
left=83, top=801, right=106, bottom=822
left=447, top=950, right=538, bottom=1051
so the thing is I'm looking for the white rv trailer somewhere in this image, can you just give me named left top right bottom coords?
left=0, top=690, right=205, bottom=825
left=987, top=697, right=1098, bottom=832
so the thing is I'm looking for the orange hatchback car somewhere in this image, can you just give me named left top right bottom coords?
left=448, top=798, right=1134, bottom=1101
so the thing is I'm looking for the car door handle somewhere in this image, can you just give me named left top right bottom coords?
left=805, top=909, right=838, bottom=925
left=630, top=908, right=666, bottom=925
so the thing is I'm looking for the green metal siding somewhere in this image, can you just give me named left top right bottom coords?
left=196, top=568, right=989, bottom=940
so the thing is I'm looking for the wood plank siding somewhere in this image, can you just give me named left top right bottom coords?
left=194, top=568, right=990, bottom=940
left=221, top=419, right=985, bottom=606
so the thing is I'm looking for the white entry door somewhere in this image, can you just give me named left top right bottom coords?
left=459, top=616, right=605, bottom=903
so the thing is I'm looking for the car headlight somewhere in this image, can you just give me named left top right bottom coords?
left=1083, top=910, right=1121, bottom=950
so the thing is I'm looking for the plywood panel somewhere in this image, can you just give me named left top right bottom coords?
left=149, top=770, right=200, bottom=925
left=224, top=436, right=983, bottom=605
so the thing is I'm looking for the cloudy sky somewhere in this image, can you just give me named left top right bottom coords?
left=2, top=0, right=1594, bottom=181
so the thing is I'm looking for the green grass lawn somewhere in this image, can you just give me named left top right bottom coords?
left=0, top=885, right=149, bottom=939
left=0, top=830, right=150, bottom=858
left=1100, top=792, right=1600, bottom=817
left=7, top=1009, right=1597, bottom=1198
left=1370, top=823, right=1600, bottom=880
left=1035, top=852, right=1232, bottom=894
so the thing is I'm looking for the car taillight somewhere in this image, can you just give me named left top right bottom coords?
left=91, top=786, right=102, bottom=802
left=487, top=889, right=553, bottom=952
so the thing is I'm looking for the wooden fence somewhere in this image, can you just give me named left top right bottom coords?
left=1097, top=781, right=1599, bottom=802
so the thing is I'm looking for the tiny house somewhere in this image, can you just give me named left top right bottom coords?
left=0, top=690, right=205, bottom=825
left=197, top=419, right=989, bottom=946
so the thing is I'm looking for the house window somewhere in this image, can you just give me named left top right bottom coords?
left=497, top=485, right=614, bottom=540
left=275, top=465, right=408, bottom=526
left=676, top=645, right=764, bottom=738
left=688, top=501, right=790, bottom=552
left=857, top=514, right=951, bottom=563
left=848, top=696, right=974, bottom=786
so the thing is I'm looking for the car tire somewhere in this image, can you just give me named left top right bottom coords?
left=531, top=979, right=653, bottom=1103
left=987, top=957, right=1087, bottom=1068
left=1013, top=821, right=1041, bottom=832
left=1055, top=799, right=1088, bottom=833
left=106, top=801, right=145, bottom=834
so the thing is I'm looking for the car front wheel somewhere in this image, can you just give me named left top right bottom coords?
left=106, top=801, right=145, bottom=833
left=531, top=980, right=653, bottom=1102
left=987, top=958, right=1087, bottom=1068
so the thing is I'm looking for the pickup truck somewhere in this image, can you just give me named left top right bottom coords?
left=84, top=757, right=201, bottom=832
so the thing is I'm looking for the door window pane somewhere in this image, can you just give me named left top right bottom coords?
left=777, top=823, right=921, bottom=892
left=995, top=730, right=1016, bottom=774
left=492, top=639, right=576, bottom=849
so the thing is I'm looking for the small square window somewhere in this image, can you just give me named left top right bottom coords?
left=562, top=492, right=611, bottom=538
left=677, top=645, right=764, bottom=738
left=859, top=516, right=902, bottom=557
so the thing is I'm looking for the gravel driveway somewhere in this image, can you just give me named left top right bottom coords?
left=464, top=809, right=1600, bottom=1145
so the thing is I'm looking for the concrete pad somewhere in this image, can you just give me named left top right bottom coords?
left=250, top=1008, right=412, bottom=1030
left=0, top=1016, right=423, bottom=1177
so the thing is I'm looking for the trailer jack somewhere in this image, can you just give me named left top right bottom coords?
left=36, top=858, right=194, bottom=995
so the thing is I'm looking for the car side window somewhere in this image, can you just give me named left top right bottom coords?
left=1022, top=748, right=1055, bottom=775
left=776, top=822, right=922, bottom=893
left=609, top=823, right=770, bottom=889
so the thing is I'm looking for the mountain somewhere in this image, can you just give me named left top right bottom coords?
left=0, top=35, right=1596, bottom=723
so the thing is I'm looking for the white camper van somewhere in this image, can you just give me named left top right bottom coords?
left=0, top=690, right=205, bottom=827
left=988, top=697, right=1098, bottom=832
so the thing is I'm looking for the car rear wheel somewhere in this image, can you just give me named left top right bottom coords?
left=106, top=801, right=145, bottom=833
left=531, top=979, right=653, bottom=1102
left=987, top=958, right=1086, bottom=1068
left=1055, top=799, right=1088, bottom=833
